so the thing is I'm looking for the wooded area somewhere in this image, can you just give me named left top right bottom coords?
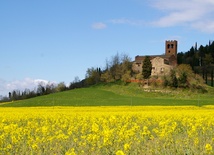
left=177, top=40, right=214, bottom=86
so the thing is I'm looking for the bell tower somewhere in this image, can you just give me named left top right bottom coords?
left=165, top=40, right=177, bottom=58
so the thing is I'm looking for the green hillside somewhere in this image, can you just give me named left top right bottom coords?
left=1, top=83, right=214, bottom=107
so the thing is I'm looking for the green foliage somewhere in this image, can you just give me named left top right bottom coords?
left=203, top=53, right=213, bottom=65
left=177, top=41, right=214, bottom=67
left=163, top=75, right=170, bottom=87
left=162, top=64, right=207, bottom=92
left=177, top=41, right=214, bottom=87
left=178, top=72, right=187, bottom=88
left=136, top=73, right=143, bottom=80
left=142, top=56, right=152, bottom=79
left=121, top=71, right=131, bottom=84
left=100, top=71, right=114, bottom=83
left=177, top=64, right=207, bottom=91
left=85, top=67, right=101, bottom=85
left=170, top=69, right=178, bottom=88
left=56, top=82, right=66, bottom=92
left=100, top=53, right=132, bottom=83
left=176, top=64, right=193, bottom=88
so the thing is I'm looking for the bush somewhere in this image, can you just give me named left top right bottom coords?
left=161, top=64, right=207, bottom=92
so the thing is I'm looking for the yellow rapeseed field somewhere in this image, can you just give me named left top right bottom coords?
left=1, top=106, right=214, bottom=155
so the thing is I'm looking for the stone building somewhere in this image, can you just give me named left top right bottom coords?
left=132, top=40, right=178, bottom=76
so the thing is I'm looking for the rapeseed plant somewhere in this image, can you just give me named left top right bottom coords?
left=0, top=106, right=214, bottom=154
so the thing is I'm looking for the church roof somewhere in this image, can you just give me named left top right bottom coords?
left=134, top=55, right=171, bottom=63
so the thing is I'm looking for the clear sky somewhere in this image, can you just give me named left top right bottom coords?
left=0, top=0, right=214, bottom=97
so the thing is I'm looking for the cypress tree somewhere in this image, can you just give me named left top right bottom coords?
left=142, top=56, right=152, bottom=79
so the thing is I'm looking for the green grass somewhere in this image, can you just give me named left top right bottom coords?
left=1, top=83, right=214, bottom=107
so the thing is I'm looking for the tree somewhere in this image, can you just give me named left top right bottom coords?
left=69, top=77, right=84, bottom=89
left=37, top=83, right=46, bottom=96
left=100, top=70, right=114, bottom=83
left=142, top=56, right=152, bottom=79
left=85, top=67, right=101, bottom=85
left=74, top=76, right=80, bottom=83
left=56, top=82, right=67, bottom=92
left=203, top=53, right=213, bottom=66
left=170, top=69, right=178, bottom=88
left=100, top=53, right=132, bottom=83
left=176, top=64, right=193, bottom=88
left=11, top=90, right=21, bottom=100
left=121, top=54, right=132, bottom=74
left=121, top=71, right=131, bottom=83
left=177, top=52, right=185, bottom=64
left=178, top=72, right=187, bottom=88
left=9, top=92, right=11, bottom=99
left=110, top=53, right=122, bottom=80
left=0, top=96, right=10, bottom=102
left=45, top=82, right=56, bottom=94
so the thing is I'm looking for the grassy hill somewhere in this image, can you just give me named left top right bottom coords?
left=1, top=83, right=214, bottom=107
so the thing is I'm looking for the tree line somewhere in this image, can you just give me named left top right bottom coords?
left=85, top=53, right=133, bottom=85
left=177, top=40, right=214, bottom=85
left=0, top=78, right=85, bottom=102
left=0, top=53, right=132, bottom=102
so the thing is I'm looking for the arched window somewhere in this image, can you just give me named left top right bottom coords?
left=167, top=44, right=170, bottom=49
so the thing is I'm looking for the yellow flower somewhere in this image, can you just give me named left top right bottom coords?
left=7, top=144, right=12, bottom=149
left=116, top=150, right=125, bottom=155
left=32, top=143, right=38, bottom=150
left=205, top=144, right=212, bottom=154
left=91, top=122, right=99, bottom=132
left=124, top=143, right=130, bottom=151
left=194, top=138, right=199, bottom=146
left=65, top=148, right=76, bottom=155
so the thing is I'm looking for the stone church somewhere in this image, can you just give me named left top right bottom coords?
left=132, top=40, right=178, bottom=76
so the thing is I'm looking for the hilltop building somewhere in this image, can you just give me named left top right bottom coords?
left=132, top=40, right=178, bottom=76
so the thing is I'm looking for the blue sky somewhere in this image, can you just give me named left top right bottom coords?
left=0, top=0, right=214, bottom=97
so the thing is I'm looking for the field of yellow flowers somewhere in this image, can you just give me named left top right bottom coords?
left=1, top=106, right=214, bottom=155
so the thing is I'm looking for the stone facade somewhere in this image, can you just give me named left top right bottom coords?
left=132, top=40, right=178, bottom=76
